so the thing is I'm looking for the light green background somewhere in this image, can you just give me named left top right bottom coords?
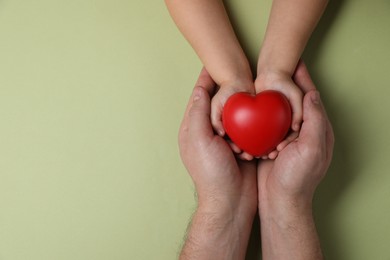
left=0, top=0, right=389, bottom=259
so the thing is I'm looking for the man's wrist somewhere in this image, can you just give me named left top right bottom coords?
left=258, top=193, right=323, bottom=260
left=259, top=188, right=314, bottom=226
left=180, top=204, right=255, bottom=260
left=197, top=198, right=257, bottom=246
left=197, top=198, right=256, bottom=229
left=260, top=197, right=313, bottom=227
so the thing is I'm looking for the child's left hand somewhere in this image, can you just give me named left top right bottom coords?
left=254, top=71, right=303, bottom=159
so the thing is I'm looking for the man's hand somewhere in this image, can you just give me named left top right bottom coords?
left=178, top=68, right=258, bottom=260
left=257, top=61, right=334, bottom=260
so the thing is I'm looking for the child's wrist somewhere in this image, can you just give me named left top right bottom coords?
left=257, top=66, right=292, bottom=79
left=220, top=77, right=254, bottom=93
left=257, top=52, right=297, bottom=78
left=217, top=59, right=254, bottom=91
left=256, top=69, right=290, bottom=87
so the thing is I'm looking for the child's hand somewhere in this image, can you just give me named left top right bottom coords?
left=255, top=71, right=303, bottom=159
left=211, top=82, right=260, bottom=161
left=211, top=81, right=255, bottom=137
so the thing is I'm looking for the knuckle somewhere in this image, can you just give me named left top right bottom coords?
left=300, top=143, right=324, bottom=161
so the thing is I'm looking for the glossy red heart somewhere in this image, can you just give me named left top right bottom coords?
left=222, top=90, right=292, bottom=157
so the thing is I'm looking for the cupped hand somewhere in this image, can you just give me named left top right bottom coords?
left=211, top=79, right=256, bottom=161
left=210, top=79, right=255, bottom=136
left=178, top=68, right=258, bottom=217
left=255, top=70, right=304, bottom=159
left=257, top=61, right=334, bottom=208
left=255, top=70, right=304, bottom=132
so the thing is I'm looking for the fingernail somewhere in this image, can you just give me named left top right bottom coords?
left=193, top=88, right=201, bottom=101
left=218, top=129, right=225, bottom=136
left=311, top=91, right=320, bottom=105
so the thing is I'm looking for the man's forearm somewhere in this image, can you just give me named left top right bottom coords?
left=257, top=0, right=328, bottom=76
left=165, top=0, right=252, bottom=86
left=259, top=196, right=323, bottom=260
left=180, top=206, right=254, bottom=260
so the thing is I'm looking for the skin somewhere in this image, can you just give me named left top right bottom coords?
left=165, top=0, right=328, bottom=160
left=178, top=68, right=257, bottom=260
left=165, top=0, right=254, bottom=137
left=257, top=0, right=329, bottom=77
left=255, top=0, right=329, bottom=159
left=178, top=62, right=334, bottom=260
left=257, top=61, right=334, bottom=260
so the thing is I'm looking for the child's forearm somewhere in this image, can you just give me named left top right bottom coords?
left=257, top=0, right=328, bottom=76
left=165, top=0, right=252, bottom=87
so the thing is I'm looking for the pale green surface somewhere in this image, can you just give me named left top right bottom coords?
left=0, top=0, right=389, bottom=259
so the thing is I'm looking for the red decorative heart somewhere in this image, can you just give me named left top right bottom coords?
left=222, top=90, right=292, bottom=157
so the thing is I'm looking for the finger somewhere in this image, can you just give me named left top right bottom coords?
left=188, top=86, right=214, bottom=140
left=185, top=68, right=216, bottom=119
left=239, top=152, right=254, bottom=161
left=228, top=140, right=242, bottom=154
left=267, top=150, right=279, bottom=160
left=293, top=60, right=317, bottom=94
left=180, top=68, right=216, bottom=135
left=211, top=98, right=225, bottom=136
left=179, top=87, right=198, bottom=141
left=276, top=131, right=299, bottom=151
left=243, top=152, right=254, bottom=161
left=299, top=90, right=327, bottom=148
left=289, top=91, right=303, bottom=131
left=195, top=67, right=217, bottom=97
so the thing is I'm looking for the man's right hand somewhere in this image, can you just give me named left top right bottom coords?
left=257, top=61, right=334, bottom=260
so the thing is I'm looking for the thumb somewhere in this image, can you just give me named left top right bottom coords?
left=299, top=90, right=327, bottom=148
left=188, top=86, right=213, bottom=140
